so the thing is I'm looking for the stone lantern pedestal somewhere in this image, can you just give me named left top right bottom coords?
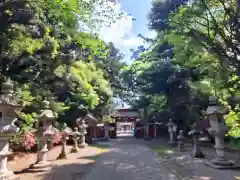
left=71, top=127, right=80, bottom=153
left=28, top=101, right=56, bottom=172
left=188, top=129, right=204, bottom=158
left=78, top=119, right=88, bottom=148
left=0, top=79, right=22, bottom=180
left=29, top=132, right=54, bottom=172
left=177, top=130, right=185, bottom=151
left=205, top=96, right=240, bottom=169
left=58, top=126, right=71, bottom=159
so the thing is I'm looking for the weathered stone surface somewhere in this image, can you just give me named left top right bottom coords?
left=188, top=129, right=205, bottom=158
left=84, top=138, right=179, bottom=180
left=71, top=127, right=80, bottom=153
left=28, top=101, right=56, bottom=172
left=177, top=130, right=185, bottom=151
left=205, top=96, right=236, bottom=169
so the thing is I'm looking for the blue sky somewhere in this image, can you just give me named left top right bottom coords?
left=99, top=0, right=156, bottom=64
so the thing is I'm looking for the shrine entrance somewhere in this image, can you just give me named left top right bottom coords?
left=111, top=108, right=140, bottom=137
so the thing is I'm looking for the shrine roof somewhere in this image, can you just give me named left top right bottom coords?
left=83, top=113, right=99, bottom=126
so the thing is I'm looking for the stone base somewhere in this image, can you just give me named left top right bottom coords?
left=28, top=161, right=52, bottom=172
left=71, top=147, right=79, bottom=153
left=192, top=148, right=205, bottom=158
left=205, top=159, right=240, bottom=169
left=0, top=171, right=19, bottom=180
left=57, top=153, right=67, bottom=160
left=79, top=143, right=88, bottom=148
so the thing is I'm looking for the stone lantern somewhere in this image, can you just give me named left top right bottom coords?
left=177, top=130, right=185, bottom=151
left=188, top=128, right=205, bottom=158
left=0, top=79, right=22, bottom=180
left=167, top=119, right=177, bottom=146
left=57, top=124, right=72, bottom=159
left=77, top=119, right=88, bottom=148
left=71, top=127, right=80, bottom=153
left=29, top=100, right=56, bottom=172
left=205, top=96, right=235, bottom=169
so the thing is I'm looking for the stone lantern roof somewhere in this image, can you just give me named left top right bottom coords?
left=39, top=109, right=56, bottom=119
left=205, top=96, right=228, bottom=115
left=39, top=100, right=56, bottom=121
left=84, top=114, right=98, bottom=126
left=0, top=79, right=20, bottom=107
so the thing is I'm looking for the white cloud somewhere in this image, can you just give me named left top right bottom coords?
left=98, top=2, right=143, bottom=51
left=123, top=36, right=143, bottom=47
left=99, top=15, right=142, bottom=50
left=94, top=1, right=156, bottom=64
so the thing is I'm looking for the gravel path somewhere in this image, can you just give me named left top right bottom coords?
left=84, top=138, right=179, bottom=180
left=11, top=138, right=178, bottom=180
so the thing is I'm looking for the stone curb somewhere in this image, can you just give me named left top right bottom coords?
left=151, top=151, right=194, bottom=180
left=183, top=139, right=240, bottom=153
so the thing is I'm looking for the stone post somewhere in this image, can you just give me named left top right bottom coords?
left=71, top=127, right=80, bottom=153
left=205, top=96, right=236, bottom=169
left=188, top=129, right=204, bottom=158
left=177, top=130, right=185, bottom=151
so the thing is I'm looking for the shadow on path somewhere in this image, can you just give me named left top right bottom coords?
left=36, top=152, right=110, bottom=180
left=83, top=138, right=179, bottom=180
left=15, top=138, right=179, bottom=180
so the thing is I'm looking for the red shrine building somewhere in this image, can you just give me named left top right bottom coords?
left=111, top=108, right=141, bottom=133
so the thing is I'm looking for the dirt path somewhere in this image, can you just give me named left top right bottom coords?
left=12, top=145, right=103, bottom=180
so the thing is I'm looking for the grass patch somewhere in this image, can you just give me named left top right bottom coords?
left=152, top=146, right=194, bottom=179
left=227, top=140, right=240, bottom=149
left=152, top=146, right=175, bottom=159
left=87, top=144, right=111, bottom=160
left=90, top=144, right=110, bottom=150
left=87, top=154, right=102, bottom=160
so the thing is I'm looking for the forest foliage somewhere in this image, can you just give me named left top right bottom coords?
left=3, top=0, right=240, bottom=151
left=0, top=0, right=126, bottom=135
left=122, top=0, right=240, bottom=137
